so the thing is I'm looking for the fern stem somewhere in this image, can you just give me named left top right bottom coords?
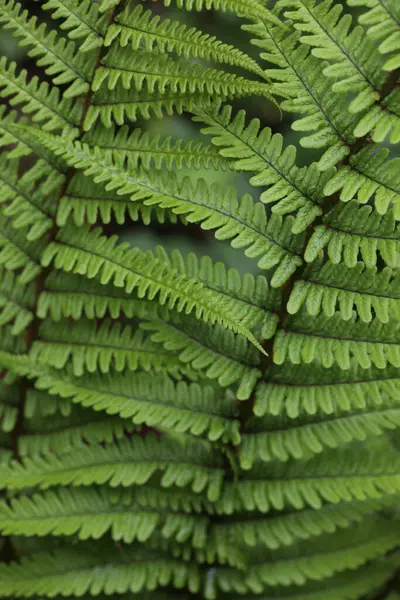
left=238, top=66, right=400, bottom=426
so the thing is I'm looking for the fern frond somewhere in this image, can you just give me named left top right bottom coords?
left=0, top=108, right=65, bottom=165
left=0, top=57, right=80, bottom=131
left=0, top=544, right=201, bottom=597
left=20, top=406, right=133, bottom=457
left=57, top=174, right=175, bottom=227
left=213, top=519, right=400, bottom=593
left=194, top=102, right=334, bottom=232
left=0, top=156, right=55, bottom=241
left=277, top=311, right=400, bottom=369
left=282, top=0, right=389, bottom=109
left=37, top=270, right=169, bottom=323
left=24, top=387, right=74, bottom=419
left=283, top=0, right=400, bottom=143
left=86, top=123, right=231, bottom=172
left=0, top=0, right=92, bottom=97
left=154, top=247, right=278, bottom=333
left=241, top=398, right=400, bottom=465
left=40, top=224, right=265, bottom=352
left=243, top=23, right=359, bottom=169
left=0, top=214, right=45, bottom=284
left=93, top=47, right=271, bottom=101
left=30, top=319, right=192, bottom=377
left=288, top=260, right=400, bottom=324
left=143, top=314, right=261, bottom=400
left=305, top=201, right=400, bottom=269
left=323, top=146, right=400, bottom=216
left=220, top=442, right=400, bottom=512
left=255, top=362, right=400, bottom=417
left=38, top=0, right=105, bottom=53
left=0, top=486, right=211, bottom=546
left=152, top=0, right=284, bottom=27
left=105, top=3, right=265, bottom=79
left=213, top=562, right=400, bottom=600
left=214, top=496, right=390, bottom=550
left=348, top=0, right=400, bottom=72
left=0, top=434, right=225, bottom=500
left=0, top=267, right=34, bottom=335
left=85, top=85, right=213, bottom=129
left=30, top=367, right=240, bottom=443
left=31, top=131, right=303, bottom=287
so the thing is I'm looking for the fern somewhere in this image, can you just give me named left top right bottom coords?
left=0, top=0, right=400, bottom=598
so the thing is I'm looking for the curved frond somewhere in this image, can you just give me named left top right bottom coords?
left=105, top=2, right=265, bottom=78
left=40, top=224, right=265, bottom=352
left=0, top=0, right=93, bottom=97
left=194, top=102, right=333, bottom=231
left=38, top=0, right=105, bottom=52
left=0, top=57, right=81, bottom=131
left=0, top=434, right=225, bottom=500
left=0, top=544, right=201, bottom=597
left=31, top=367, right=240, bottom=443
left=31, top=131, right=304, bottom=288
left=0, top=486, right=211, bottom=546
left=143, top=313, right=261, bottom=400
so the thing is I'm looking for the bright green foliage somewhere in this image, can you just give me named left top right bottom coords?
left=0, top=0, right=399, bottom=599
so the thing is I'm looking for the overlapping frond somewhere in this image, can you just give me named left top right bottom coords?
left=142, top=313, right=261, bottom=399
left=0, top=382, right=18, bottom=433
left=212, top=519, right=400, bottom=594
left=194, top=102, right=332, bottom=231
left=0, top=267, right=34, bottom=335
left=243, top=22, right=359, bottom=169
left=93, top=47, right=270, bottom=99
left=0, top=57, right=80, bottom=131
left=213, top=496, right=391, bottom=551
left=40, top=223, right=264, bottom=351
left=38, top=0, right=105, bottom=53
left=29, top=364, right=241, bottom=442
left=0, top=434, right=225, bottom=500
left=276, top=311, right=400, bottom=369
left=348, top=0, right=400, bottom=72
left=0, top=486, right=211, bottom=546
left=281, top=0, right=400, bottom=143
left=20, top=399, right=134, bottom=456
left=31, top=131, right=304, bottom=287
left=153, top=247, right=279, bottom=333
left=37, top=270, right=169, bottom=323
left=0, top=213, right=45, bottom=284
left=217, top=563, right=400, bottom=600
left=323, top=145, right=400, bottom=215
left=0, top=543, right=202, bottom=597
left=220, top=442, right=400, bottom=512
left=152, top=0, right=283, bottom=27
left=0, top=0, right=400, bottom=598
left=105, top=2, right=264, bottom=78
left=30, top=318, right=190, bottom=377
left=241, top=396, right=400, bottom=465
left=255, top=362, right=400, bottom=416
left=0, top=0, right=93, bottom=97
